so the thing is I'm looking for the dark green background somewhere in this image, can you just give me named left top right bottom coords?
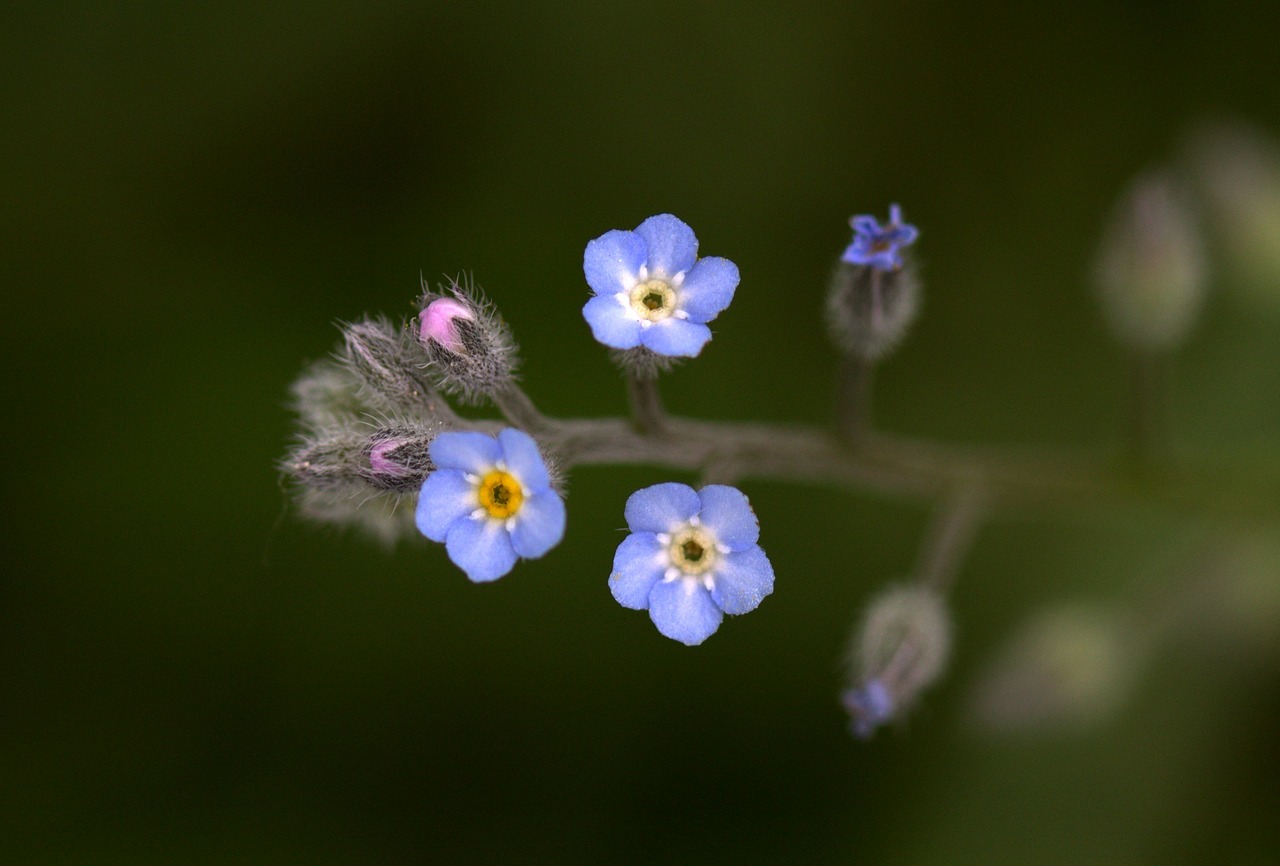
left=4, top=2, right=1279, bottom=863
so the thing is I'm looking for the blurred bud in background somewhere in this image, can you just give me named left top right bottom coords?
left=968, top=606, right=1138, bottom=733
left=842, top=584, right=951, bottom=738
left=1186, top=535, right=1280, bottom=661
left=826, top=262, right=921, bottom=363
left=1094, top=170, right=1207, bottom=352
left=1186, top=121, right=1280, bottom=306
left=289, top=359, right=367, bottom=430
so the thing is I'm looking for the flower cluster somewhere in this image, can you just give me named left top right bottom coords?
left=283, top=206, right=952, bottom=741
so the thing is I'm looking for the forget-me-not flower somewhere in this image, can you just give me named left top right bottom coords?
left=415, top=428, right=565, bottom=582
left=582, top=214, right=739, bottom=357
left=609, top=482, right=774, bottom=645
left=842, top=204, right=918, bottom=272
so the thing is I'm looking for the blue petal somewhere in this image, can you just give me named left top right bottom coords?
left=851, top=215, right=881, bottom=235
left=445, top=514, right=518, bottom=582
left=609, top=531, right=667, bottom=609
left=648, top=578, right=723, bottom=645
left=497, top=428, right=550, bottom=491
left=695, top=485, right=759, bottom=550
left=584, top=229, right=646, bottom=297
left=640, top=319, right=712, bottom=357
left=635, top=214, right=698, bottom=277
left=709, top=545, right=774, bottom=615
left=583, top=295, right=643, bottom=350
left=509, top=489, right=565, bottom=558
left=677, top=256, right=738, bottom=323
left=429, top=430, right=501, bottom=473
left=415, top=469, right=477, bottom=543
left=624, top=482, right=700, bottom=533
left=842, top=679, right=894, bottom=739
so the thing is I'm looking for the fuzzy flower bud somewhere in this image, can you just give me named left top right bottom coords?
left=842, top=584, right=951, bottom=739
left=340, top=318, right=446, bottom=417
left=1094, top=170, right=1207, bottom=351
left=418, top=297, right=474, bottom=354
left=416, top=277, right=519, bottom=404
left=359, top=426, right=438, bottom=493
left=288, top=359, right=366, bottom=430
left=826, top=206, right=921, bottom=362
left=281, top=422, right=446, bottom=544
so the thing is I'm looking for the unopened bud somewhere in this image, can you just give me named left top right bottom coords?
left=341, top=318, right=445, bottom=416
left=969, top=606, right=1134, bottom=732
left=842, top=584, right=951, bottom=739
left=416, top=277, right=519, bottom=404
left=289, top=359, right=365, bottom=430
left=1187, top=122, right=1280, bottom=306
left=358, top=426, right=438, bottom=493
left=418, top=297, right=475, bottom=354
left=282, top=423, right=446, bottom=543
left=1095, top=170, right=1206, bottom=351
left=283, top=429, right=368, bottom=490
left=1193, top=536, right=1280, bottom=658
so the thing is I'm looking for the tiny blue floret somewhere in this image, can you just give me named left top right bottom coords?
left=609, top=482, right=774, bottom=645
left=582, top=214, right=740, bottom=357
left=841, top=680, right=895, bottom=740
left=415, top=428, right=565, bottom=582
left=842, top=204, right=918, bottom=272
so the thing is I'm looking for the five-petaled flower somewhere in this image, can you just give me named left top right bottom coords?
left=842, top=204, right=919, bottom=272
left=609, top=482, right=774, bottom=645
left=415, top=428, right=565, bottom=582
left=582, top=214, right=740, bottom=357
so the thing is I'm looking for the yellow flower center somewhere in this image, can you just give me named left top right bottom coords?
left=477, top=469, right=523, bottom=519
left=669, top=525, right=717, bottom=575
left=629, top=279, right=677, bottom=321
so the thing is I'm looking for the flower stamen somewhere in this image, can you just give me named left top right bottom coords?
left=630, top=279, right=678, bottom=322
left=668, top=525, right=718, bottom=575
left=477, top=469, right=524, bottom=519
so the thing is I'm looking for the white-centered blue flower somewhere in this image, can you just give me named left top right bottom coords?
left=582, top=214, right=740, bottom=357
left=609, top=482, right=774, bottom=645
left=415, top=428, right=565, bottom=582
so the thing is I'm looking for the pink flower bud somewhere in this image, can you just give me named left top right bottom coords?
left=369, top=438, right=407, bottom=476
left=419, top=297, right=475, bottom=354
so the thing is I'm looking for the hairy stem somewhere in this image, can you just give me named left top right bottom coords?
left=492, top=381, right=549, bottom=432
left=535, top=415, right=1280, bottom=520
left=836, top=355, right=875, bottom=447
left=626, top=372, right=670, bottom=435
left=915, top=485, right=988, bottom=592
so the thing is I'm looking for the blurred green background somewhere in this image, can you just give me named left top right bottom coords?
left=4, top=1, right=1279, bottom=863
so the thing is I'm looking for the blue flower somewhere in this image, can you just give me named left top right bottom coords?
left=609, top=482, right=774, bottom=645
left=415, top=428, right=565, bottom=582
left=582, top=214, right=740, bottom=357
left=842, top=204, right=918, bottom=271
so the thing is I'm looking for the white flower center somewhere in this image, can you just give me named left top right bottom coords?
left=629, top=279, right=678, bottom=322
left=666, top=524, right=718, bottom=576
